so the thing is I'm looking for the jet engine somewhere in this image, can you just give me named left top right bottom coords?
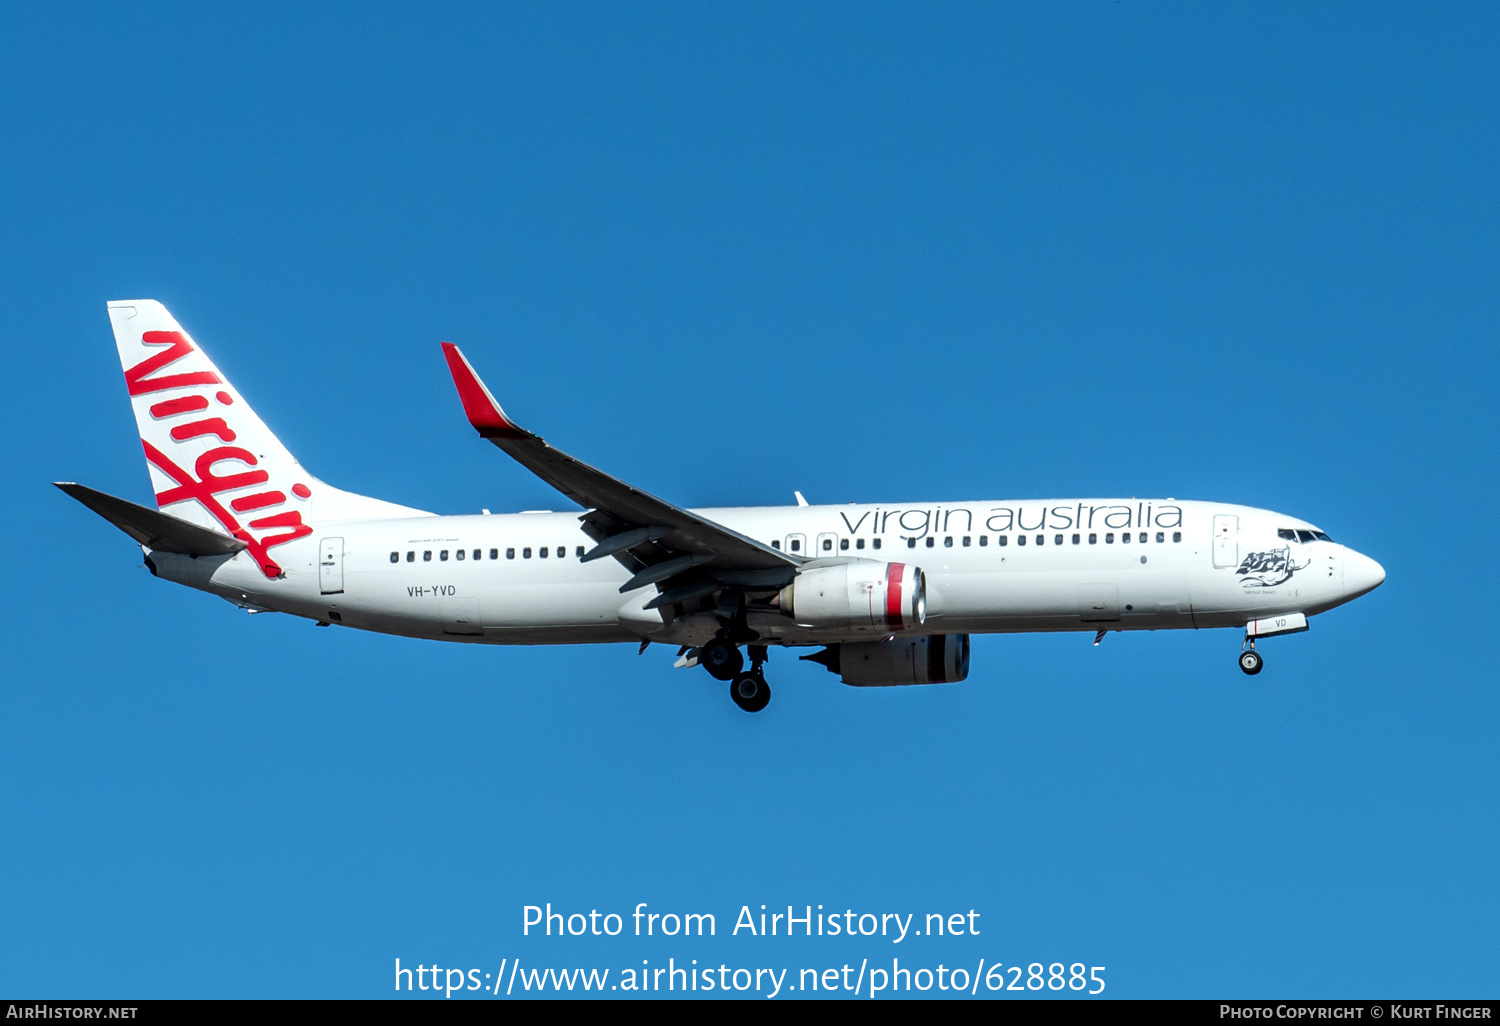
left=778, top=561, right=925, bottom=633
left=804, top=634, right=971, bottom=687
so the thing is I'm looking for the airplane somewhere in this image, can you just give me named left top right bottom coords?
left=58, top=300, right=1386, bottom=712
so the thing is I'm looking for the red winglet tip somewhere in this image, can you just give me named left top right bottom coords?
left=440, top=342, right=524, bottom=438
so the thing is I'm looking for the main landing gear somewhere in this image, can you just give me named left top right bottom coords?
left=1239, top=637, right=1264, bottom=676
left=699, top=593, right=773, bottom=713
left=702, top=639, right=770, bottom=713
left=698, top=638, right=743, bottom=680
left=730, top=669, right=770, bottom=713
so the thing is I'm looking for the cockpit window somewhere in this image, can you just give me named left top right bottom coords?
left=1281, top=526, right=1334, bottom=543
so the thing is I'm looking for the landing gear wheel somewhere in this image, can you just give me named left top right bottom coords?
left=1239, top=650, right=1264, bottom=675
left=730, top=673, right=771, bottom=713
left=699, top=639, right=743, bottom=681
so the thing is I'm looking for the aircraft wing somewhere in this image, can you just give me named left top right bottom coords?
left=441, top=344, right=801, bottom=605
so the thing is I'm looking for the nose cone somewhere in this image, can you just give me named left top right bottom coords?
left=1343, top=549, right=1386, bottom=601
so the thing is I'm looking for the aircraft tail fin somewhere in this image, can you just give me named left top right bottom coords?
left=105, top=300, right=428, bottom=577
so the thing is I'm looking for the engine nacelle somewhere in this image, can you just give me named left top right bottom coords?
left=778, top=561, right=925, bottom=633
left=808, top=634, right=971, bottom=687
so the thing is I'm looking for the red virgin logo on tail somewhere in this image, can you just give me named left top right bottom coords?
left=127, top=330, right=311, bottom=578
left=127, top=330, right=224, bottom=396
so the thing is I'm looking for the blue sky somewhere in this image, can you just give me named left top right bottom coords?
left=1, top=1, right=1496, bottom=998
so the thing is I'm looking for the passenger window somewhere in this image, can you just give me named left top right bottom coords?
left=840, top=538, right=849, bottom=550
left=1036, top=535, right=1044, bottom=546
left=979, top=535, right=988, bottom=547
left=1089, top=533, right=1097, bottom=544
left=1105, top=533, right=1114, bottom=544
left=962, top=536, right=971, bottom=547
left=822, top=538, right=833, bottom=552
left=1173, top=532, right=1182, bottom=542
left=943, top=536, right=953, bottom=548
left=557, top=547, right=566, bottom=558
left=1139, top=532, right=1147, bottom=543
left=506, top=548, right=515, bottom=559
left=1278, top=528, right=1298, bottom=541
left=539, top=546, right=548, bottom=558
left=1122, top=532, right=1130, bottom=544
left=1072, top=534, right=1080, bottom=545
left=473, top=549, right=481, bottom=560
left=423, top=550, right=432, bottom=561
left=576, top=546, right=584, bottom=557
left=1156, top=532, right=1164, bottom=543
left=440, top=550, right=449, bottom=560
left=407, top=551, right=415, bottom=562
left=456, top=549, right=465, bottom=560
left=523, top=547, right=532, bottom=559
left=998, top=535, right=1008, bottom=547
left=856, top=538, right=866, bottom=550
left=490, top=549, right=499, bottom=560
left=389, top=552, right=398, bottom=563
left=926, top=537, right=935, bottom=548
left=771, top=540, right=781, bottom=549
left=1055, top=534, right=1063, bottom=546
left=907, top=537, right=916, bottom=549
left=872, top=538, right=881, bottom=550
left=1017, top=535, right=1026, bottom=546
left=790, top=539, right=801, bottom=552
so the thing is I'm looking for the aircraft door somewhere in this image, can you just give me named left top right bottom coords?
left=1212, top=515, right=1239, bottom=568
left=319, top=536, right=345, bottom=594
left=815, top=532, right=839, bottom=557
left=784, top=533, right=806, bottom=556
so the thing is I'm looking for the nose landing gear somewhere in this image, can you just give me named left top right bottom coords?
left=1239, top=636, right=1264, bottom=675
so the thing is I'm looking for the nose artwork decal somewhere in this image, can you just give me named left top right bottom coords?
left=1236, top=546, right=1310, bottom=588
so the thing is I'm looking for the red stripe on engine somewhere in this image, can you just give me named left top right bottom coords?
left=885, top=562, right=906, bottom=631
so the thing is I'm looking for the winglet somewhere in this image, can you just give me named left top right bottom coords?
left=440, top=342, right=528, bottom=439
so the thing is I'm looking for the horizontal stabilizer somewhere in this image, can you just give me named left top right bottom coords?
left=54, top=482, right=248, bottom=557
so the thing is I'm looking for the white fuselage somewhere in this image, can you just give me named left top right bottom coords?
left=146, top=498, right=1385, bottom=648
